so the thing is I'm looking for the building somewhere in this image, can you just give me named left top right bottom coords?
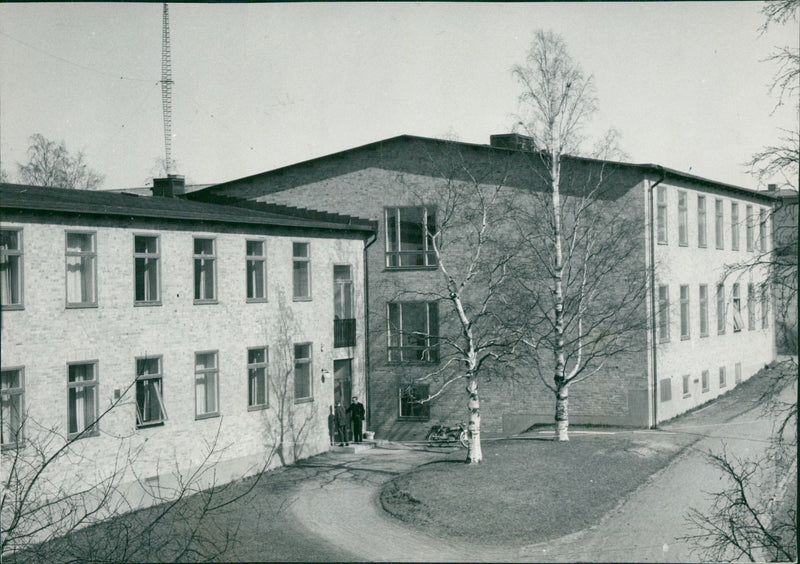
left=770, top=185, right=798, bottom=354
left=0, top=181, right=375, bottom=543
left=188, top=134, right=777, bottom=438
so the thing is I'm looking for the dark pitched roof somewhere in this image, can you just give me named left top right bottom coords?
left=0, top=183, right=376, bottom=234
left=188, top=134, right=776, bottom=204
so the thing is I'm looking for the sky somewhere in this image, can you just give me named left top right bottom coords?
left=0, top=2, right=797, bottom=191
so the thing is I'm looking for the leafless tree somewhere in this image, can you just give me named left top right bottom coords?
left=16, top=134, right=105, bottom=190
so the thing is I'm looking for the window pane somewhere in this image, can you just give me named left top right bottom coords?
left=386, top=210, right=399, bottom=253
left=247, top=259, right=265, bottom=299
left=67, top=233, right=92, bottom=252
left=1, top=255, right=21, bottom=306
left=196, top=353, right=216, bottom=370
left=294, top=344, right=310, bottom=360
left=135, top=236, right=157, bottom=254
left=247, top=240, right=264, bottom=257
left=249, top=366, right=267, bottom=406
left=68, top=364, right=97, bottom=436
left=1, top=369, right=23, bottom=446
left=731, top=203, right=740, bottom=250
left=67, top=254, right=95, bottom=303
left=137, top=378, right=163, bottom=424
left=293, top=242, right=309, bottom=258
left=293, top=261, right=309, bottom=298
left=195, top=259, right=215, bottom=300
left=249, top=348, right=266, bottom=364
left=194, top=238, right=214, bottom=255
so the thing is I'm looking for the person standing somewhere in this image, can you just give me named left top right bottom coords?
left=346, top=396, right=365, bottom=443
left=334, top=401, right=348, bottom=446
left=327, top=406, right=336, bottom=446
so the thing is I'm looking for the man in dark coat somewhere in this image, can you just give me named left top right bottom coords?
left=334, top=401, right=348, bottom=446
left=346, top=396, right=366, bottom=443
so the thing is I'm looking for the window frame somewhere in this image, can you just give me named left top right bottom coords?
left=745, top=205, right=754, bottom=251
left=657, top=285, right=670, bottom=343
left=682, top=374, right=691, bottom=398
left=194, top=350, right=220, bottom=420
left=735, top=362, right=742, bottom=384
left=747, top=283, right=756, bottom=331
left=133, top=234, right=161, bottom=306
left=1, top=366, right=25, bottom=449
left=677, top=191, right=688, bottom=247
left=65, top=230, right=98, bottom=308
left=758, top=208, right=767, bottom=252
left=732, top=283, right=743, bottom=333
left=659, top=377, right=672, bottom=402
left=384, top=206, right=439, bottom=269
left=67, top=360, right=99, bottom=439
left=292, top=242, right=312, bottom=301
left=716, top=284, right=726, bottom=335
left=696, top=195, right=707, bottom=248
left=656, top=186, right=668, bottom=245
left=719, top=366, right=727, bottom=388
left=193, top=237, right=217, bottom=304
left=247, top=346, right=269, bottom=410
left=1, top=228, right=24, bottom=310
left=714, top=199, right=724, bottom=250
left=398, top=383, right=431, bottom=420
left=293, top=342, right=313, bottom=403
left=387, top=301, right=440, bottom=363
left=731, top=202, right=740, bottom=251
left=679, top=284, right=690, bottom=340
left=135, top=355, right=167, bottom=428
left=699, top=284, right=709, bottom=337
left=701, top=370, right=709, bottom=393
left=246, top=239, right=268, bottom=303
left=761, top=283, right=770, bottom=329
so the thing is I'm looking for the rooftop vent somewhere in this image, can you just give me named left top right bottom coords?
left=490, top=133, right=535, bottom=152
left=152, top=175, right=186, bottom=198
left=767, top=183, right=778, bottom=192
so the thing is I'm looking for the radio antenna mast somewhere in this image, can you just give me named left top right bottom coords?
left=160, top=2, right=175, bottom=175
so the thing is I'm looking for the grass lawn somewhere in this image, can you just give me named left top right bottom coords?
left=380, top=361, right=795, bottom=546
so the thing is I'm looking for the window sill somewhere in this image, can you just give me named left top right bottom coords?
left=1, top=304, right=24, bottom=311
left=658, top=338, right=670, bottom=344
left=680, top=335, right=690, bottom=341
left=702, top=388, right=709, bottom=394
left=294, top=397, right=314, bottom=404
left=134, top=301, right=162, bottom=307
left=193, top=299, right=218, bottom=305
left=700, top=333, right=709, bottom=338
left=698, top=244, right=707, bottom=249
left=137, top=421, right=165, bottom=429
left=248, top=404, right=269, bottom=412
left=1, top=441, right=24, bottom=451
left=246, top=298, right=268, bottom=304
left=717, top=330, right=726, bottom=335
left=656, top=241, right=668, bottom=246
left=716, top=246, right=725, bottom=250
left=195, top=412, right=220, bottom=420
left=293, top=297, right=312, bottom=302
left=682, top=393, right=691, bottom=399
left=678, top=242, right=688, bottom=247
left=384, top=266, right=439, bottom=272
left=66, top=303, right=98, bottom=309
left=67, top=429, right=100, bottom=440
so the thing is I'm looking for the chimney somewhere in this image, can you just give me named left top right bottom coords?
left=767, top=183, right=778, bottom=192
left=489, top=133, right=535, bottom=152
left=152, top=174, right=186, bottom=198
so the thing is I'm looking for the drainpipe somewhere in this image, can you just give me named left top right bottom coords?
left=648, top=166, right=666, bottom=429
left=362, top=230, right=378, bottom=432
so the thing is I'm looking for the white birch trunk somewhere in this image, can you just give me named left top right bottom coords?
left=466, top=375, right=482, bottom=463
left=551, top=147, right=570, bottom=441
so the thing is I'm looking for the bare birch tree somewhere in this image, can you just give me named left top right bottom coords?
left=16, top=134, right=105, bottom=190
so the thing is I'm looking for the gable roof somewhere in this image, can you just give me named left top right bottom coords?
left=0, top=183, right=376, bottom=234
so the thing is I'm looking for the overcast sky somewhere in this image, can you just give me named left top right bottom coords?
left=1, top=2, right=797, bottom=190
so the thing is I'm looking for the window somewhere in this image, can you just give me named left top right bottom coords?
left=388, top=302, right=440, bottom=362
left=195, top=352, right=219, bottom=418
left=659, top=378, right=672, bottom=402
left=682, top=374, right=691, bottom=397
left=193, top=238, right=216, bottom=302
left=246, top=240, right=267, bottom=301
left=747, top=283, right=756, bottom=330
left=680, top=285, right=690, bottom=340
left=716, top=284, right=726, bottom=334
left=761, top=283, right=770, bottom=329
left=678, top=191, right=688, bottom=246
left=334, top=265, right=355, bottom=348
left=699, top=284, right=709, bottom=337
left=657, top=285, right=670, bottom=343
left=67, top=362, right=98, bottom=438
left=714, top=199, right=724, bottom=249
left=136, top=357, right=167, bottom=427
left=1, top=368, right=24, bottom=447
left=134, top=235, right=160, bottom=304
left=248, top=347, right=268, bottom=409
left=701, top=370, right=709, bottom=393
left=732, top=283, right=743, bottom=332
left=385, top=206, right=438, bottom=267
left=696, top=195, right=706, bottom=248
left=292, top=242, right=311, bottom=300
left=656, top=187, right=668, bottom=244
left=735, top=362, right=742, bottom=384
left=66, top=232, right=97, bottom=306
left=1, top=229, right=23, bottom=308
left=746, top=205, right=754, bottom=251
left=731, top=202, right=740, bottom=250
left=294, top=343, right=312, bottom=401
left=758, top=208, right=767, bottom=252
left=719, top=366, right=727, bottom=388
left=399, top=384, right=431, bottom=419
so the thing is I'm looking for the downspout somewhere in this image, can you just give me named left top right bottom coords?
left=648, top=166, right=666, bottom=428
left=362, top=230, right=378, bottom=432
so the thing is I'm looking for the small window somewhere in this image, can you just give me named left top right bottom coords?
left=745, top=205, right=754, bottom=251
left=701, top=370, right=709, bottom=393
left=758, top=208, right=767, bottom=252
left=399, top=384, right=431, bottom=419
left=719, top=366, right=727, bottom=388
left=1, top=368, right=24, bottom=447
left=735, top=362, right=742, bottom=385
left=680, top=285, right=690, bottom=340
left=388, top=301, right=440, bottom=362
left=682, top=374, right=691, bottom=397
left=66, top=232, right=97, bottom=307
left=678, top=191, right=688, bottom=246
left=246, top=240, right=267, bottom=301
left=747, top=283, right=756, bottom=331
left=656, top=187, right=668, bottom=245
left=334, top=265, right=356, bottom=348
left=732, top=283, right=743, bottom=332
left=292, top=243, right=311, bottom=300
left=67, top=362, right=99, bottom=438
left=294, top=343, right=313, bottom=401
left=699, top=284, right=709, bottom=337
left=193, top=238, right=216, bottom=302
left=716, top=284, right=726, bottom=334
left=1, top=229, right=23, bottom=309
left=761, top=283, right=770, bottom=329
left=731, top=202, right=740, bottom=251
left=659, top=378, right=672, bottom=402
left=385, top=206, right=438, bottom=267
left=134, top=235, right=160, bottom=304
left=248, top=347, right=269, bottom=409
left=714, top=199, right=724, bottom=250
left=195, top=352, right=219, bottom=418
left=136, top=357, right=167, bottom=427
left=657, top=285, right=670, bottom=343
left=696, top=195, right=707, bottom=248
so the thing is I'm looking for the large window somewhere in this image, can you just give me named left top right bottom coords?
left=696, top=195, right=706, bottom=248
left=134, top=235, right=160, bottom=304
left=761, top=283, right=770, bottom=329
left=136, top=357, right=167, bottom=427
left=678, top=191, right=688, bottom=246
left=659, top=378, right=672, bottom=402
left=1, top=229, right=23, bottom=308
left=701, top=370, right=709, bottom=393
left=657, top=285, right=670, bottom=343
left=682, top=374, right=691, bottom=397
left=66, top=232, right=97, bottom=307
left=732, top=283, right=743, bottom=332
left=246, top=240, right=267, bottom=301
left=333, top=265, right=355, bottom=348
left=717, top=284, right=726, bottom=334
left=195, top=352, right=219, bottom=418
left=193, top=238, right=216, bottom=302
left=679, top=285, right=690, bottom=340
left=388, top=302, right=439, bottom=362
left=719, top=366, right=727, bottom=388
left=714, top=199, right=724, bottom=249
left=758, top=208, right=767, bottom=252
left=746, top=205, right=754, bottom=251
left=292, top=242, right=311, bottom=300
left=294, top=343, right=313, bottom=401
left=385, top=206, right=437, bottom=268
left=699, top=284, right=709, bottom=337
left=248, top=347, right=268, bottom=409
left=747, top=283, right=756, bottom=331
left=1, top=368, right=24, bottom=447
left=399, top=384, right=430, bottom=419
left=67, top=362, right=98, bottom=438
left=656, top=187, right=668, bottom=244
left=731, top=202, right=740, bottom=251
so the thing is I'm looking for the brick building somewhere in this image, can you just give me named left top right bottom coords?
left=189, top=134, right=777, bottom=438
left=0, top=181, right=375, bottom=533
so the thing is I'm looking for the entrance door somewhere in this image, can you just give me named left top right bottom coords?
left=333, top=359, right=352, bottom=411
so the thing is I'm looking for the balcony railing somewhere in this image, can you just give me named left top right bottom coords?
left=334, top=318, right=356, bottom=348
